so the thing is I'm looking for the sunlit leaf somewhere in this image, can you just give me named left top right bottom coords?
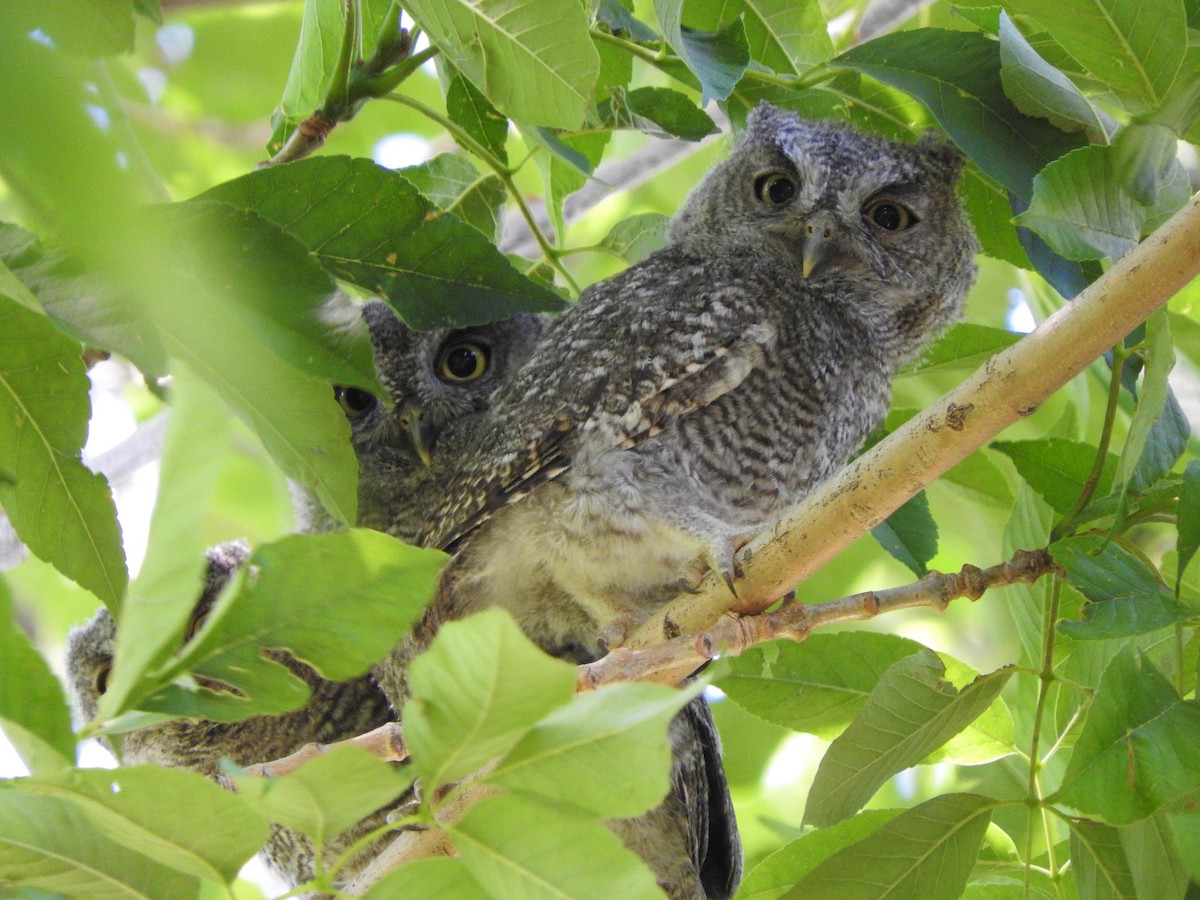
left=655, top=0, right=749, bottom=103
left=907, top=323, right=1022, bottom=375
left=1069, top=819, right=1137, bottom=899
left=363, top=857, right=486, bottom=898
left=597, top=213, right=670, bottom=264
left=597, top=87, right=717, bottom=140
left=401, top=152, right=507, bottom=241
left=991, top=438, right=1116, bottom=516
left=871, top=490, right=938, bottom=576
left=740, top=0, right=832, bottom=73
left=444, top=68, right=510, bottom=166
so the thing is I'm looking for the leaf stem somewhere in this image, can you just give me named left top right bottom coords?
left=1024, top=574, right=1063, bottom=897
left=321, top=0, right=361, bottom=118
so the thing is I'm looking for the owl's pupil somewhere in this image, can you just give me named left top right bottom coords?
left=335, top=386, right=377, bottom=415
left=95, top=662, right=110, bottom=696
left=446, top=346, right=483, bottom=379
left=872, top=204, right=903, bottom=230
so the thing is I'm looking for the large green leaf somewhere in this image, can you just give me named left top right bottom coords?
left=1054, top=533, right=1198, bottom=640
left=443, top=67, right=510, bottom=166
left=363, top=857, right=486, bottom=898
left=405, top=608, right=577, bottom=793
left=1004, top=0, right=1187, bottom=106
left=198, top=156, right=566, bottom=329
left=718, top=632, right=925, bottom=737
left=0, top=293, right=126, bottom=607
left=490, top=682, right=689, bottom=818
left=596, top=87, right=718, bottom=141
left=871, top=490, right=938, bottom=577
left=654, top=0, right=749, bottom=103
left=405, top=0, right=599, bottom=128
left=991, top=438, right=1117, bottom=515
left=906, top=323, right=1022, bottom=375
left=739, top=0, right=832, bottom=73
left=450, top=793, right=662, bottom=898
left=17, top=766, right=267, bottom=885
left=1115, top=310, right=1174, bottom=495
left=400, top=152, right=507, bottom=242
left=0, top=583, right=75, bottom=774
left=804, top=650, right=1012, bottom=827
left=836, top=29, right=1085, bottom=201
left=1121, top=812, right=1192, bottom=900
left=1053, top=647, right=1200, bottom=823
left=1068, top=819, right=1137, bottom=899
left=597, top=213, right=671, bottom=265
left=788, top=794, right=996, bottom=899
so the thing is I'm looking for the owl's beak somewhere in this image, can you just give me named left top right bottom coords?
left=398, top=402, right=435, bottom=467
left=798, top=211, right=841, bottom=279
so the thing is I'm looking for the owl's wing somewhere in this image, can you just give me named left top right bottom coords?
left=418, top=249, right=777, bottom=551
left=682, top=695, right=742, bottom=898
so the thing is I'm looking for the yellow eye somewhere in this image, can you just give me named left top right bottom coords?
left=438, top=342, right=489, bottom=382
left=864, top=199, right=916, bottom=231
left=334, top=385, right=378, bottom=417
left=753, top=172, right=797, bottom=206
left=93, top=661, right=111, bottom=696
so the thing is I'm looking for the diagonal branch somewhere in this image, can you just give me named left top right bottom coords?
left=625, top=191, right=1200, bottom=650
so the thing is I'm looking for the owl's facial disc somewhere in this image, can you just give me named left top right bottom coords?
left=397, top=401, right=436, bottom=467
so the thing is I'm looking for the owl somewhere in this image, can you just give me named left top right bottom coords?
left=412, top=103, right=978, bottom=657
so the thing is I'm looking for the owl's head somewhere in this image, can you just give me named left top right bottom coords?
left=65, top=606, right=116, bottom=727
left=335, top=301, right=547, bottom=539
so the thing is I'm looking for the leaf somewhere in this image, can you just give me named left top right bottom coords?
left=450, top=793, right=662, bottom=899
left=3, top=1, right=137, bottom=58
left=998, top=12, right=1113, bottom=140
left=1131, top=389, right=1190, bottom=493
left=1053, top=647, right=1200, bottom=823
left=836, top=29, right=1085, bottom=201
left=597, top=87, right=718, bottom=141
left=737, top=809, right=903, bottom=899
left=717, top=632, right=925, bottom=737
left=0, top=293, right=126, bottom=607
left=804, top=651, right=1013, bottom=827
left=1054, top=533, right=1198, bottom=640
left=871, top=490, right=938, bottom=576
left=1004, top=0, right=1187, bottom=106
left=401, top=152, right=507, bottom=241
left=906, top=323, right=1022, bottom=375
left=444, top=68, right=510, bottom=166
left=655, top=0, right=749, bottom=103
left=597, top=213, right=671, bottom=264
left=18, top=765, right=268, bottom=885
left=991, top=438, right=1117, bottom=515
left=405, top=0, right=599, bottom=128
left=491, top=682, right=690, bottom=818
left=740, top=0, right=832, bottom=74
left=0, top=788, right=202, bottom=899
left=363, top=857, right=486, bottom=898
left=1121, top=812, right=1192, bottom=900
left=102, top=370, right=230, bottom=718
left=789, top=793, right=996, bottom=899
left=1169, top=810, right=1200, bottom=881
left=232, top=744, right=410, bottom=842
left=1069, top=819, right=1137, bottom=899
left=405, top=608, right=577, bottom=792
left=131, top=530, right=444, bottom=721
left=0, top=584, right=74, bottom=773
left=1179, top=460, right=1200, bottom=593
left=271, top=0, right=348, bottom=150
left=1015, top=145, right=1145, bottom=261
left=959, top=166, right=1032, bottom=269
left=198, top=155, right=566, bottom=329
left=1115, top=310, right=1174, bottom=495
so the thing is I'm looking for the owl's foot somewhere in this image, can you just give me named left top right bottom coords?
left=679, top=532, right=754, bottom=597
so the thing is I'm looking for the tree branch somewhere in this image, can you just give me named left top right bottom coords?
left=625, top=191, right=1200, bottom=650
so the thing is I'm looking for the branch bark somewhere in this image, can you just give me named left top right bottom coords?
left=626, top=191, right=1200, bottom=650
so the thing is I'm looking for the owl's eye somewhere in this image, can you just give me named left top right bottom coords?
left=438, top=342, right=489, bottom=382
left=334, top=385, right=378, bottom=417
left=753, top=172, right=797, bottom=206
left=93, top=661, right=111, bottom=696
left=863, top=199, right=916, bottom=231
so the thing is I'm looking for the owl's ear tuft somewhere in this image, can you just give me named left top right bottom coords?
left=917, top=132, right=968, bottom=181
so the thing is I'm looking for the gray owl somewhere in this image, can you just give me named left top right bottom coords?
left=64, top=301, right=550, bottom=890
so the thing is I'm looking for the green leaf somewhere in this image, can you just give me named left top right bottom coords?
left=0, top=584, right=74, bottom=773
left=991, top=438, right=1116, bottom=515
left=1169, top=810, right=1200, bottom=881
left=1069, top=819, right=1137, bottom=899
left=102, top=371, right=229, bottom=718
left=406, top=608, right=577, bottom=792
left=737, top=809, right=903, bottom=899
left=959, top=164, right=1032, bottom=269
left=401, top=152, right=507, bottom=241
left=655, top=0, right=749, bottom=103
left=1115, top=311, right=1174, bottom=495
left=0, top=788, right=202, bottom=898
left=597, top=213, right=670, bottom=264
left=1054, top=533, right=1197, bottom=640
left=1121, top=812, right=1192, bottom=900
left=1131, top=390, right=1190, bottom=493
left=450, top=793, right=662, bottom=898
left=804, top=651, right=1013, bottom=827
left=198, top=155, right=566, bottom=329
left=1179, top=460, right=1200, bottom=593
left=1054, top=648, right=1200, bottom=823
left=491, top=682, right=690, bottom=818
left=272, top=0, right=348, bottom=150
left=0, top=243, right=45, bottom=314
left=135, top=530, right=443, bottom=721
left=597, top=87, right=717, bottom=141
left=998, top=12, right=1113, bottom=140
left=405, top=0, right=599, bottom=128
left=1004, top=0, right=1187, bottom=106
left=717, top=632, right=925, bottom=737
left=444, top=69, right=510, bottom=167
left=363, top=857, right=487, bottom=898
left=740, top=0, right=832, bottom=74
left=871, top=490, right=938, bottom=576
left=1015, top=145, right=1145, bottom=261
left=836, top=29, right=1085, bottom=201
left=0, top=293, right=126, bottom=607
left=18, top=765, right=268, bottom=885
left=3, top=1, right=136, bottom=58
left=232, top=744, right=410, bottom=843
left=789, top=794, right=995, bottom=899
left=906, top=323, right=1022, bottom=375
